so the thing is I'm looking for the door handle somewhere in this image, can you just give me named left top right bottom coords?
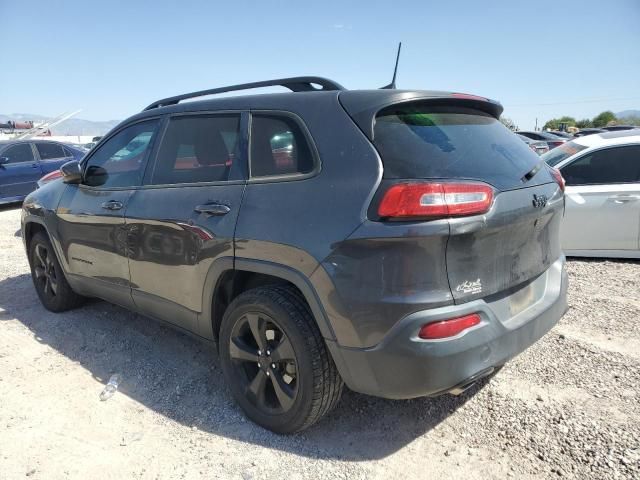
left=101, top=200, right=124, bottom=211
left=31, top=163, right=39, bottom=168
left=194, top=204, right=231, bottom=216
left=610, top=194, right=640, bottom=204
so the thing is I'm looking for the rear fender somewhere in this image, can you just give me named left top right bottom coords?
left=199, top=257, right=337, bottom=342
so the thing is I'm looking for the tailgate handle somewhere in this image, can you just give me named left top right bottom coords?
left=101, top=200, right=123, bottom=211
left=194, top=204, right=230, bottom=216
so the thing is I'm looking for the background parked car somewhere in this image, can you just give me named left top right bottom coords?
left=548, top=130, right=573, bottom=139
left=517, top=130, right=566, bottom=149
left=542, top=130, right=640, bottom=258
left=601, top=125, right=639, bottom=132
left=0, top=140, right=85, bottom=204
left=573, top=128, right=606, bottom=137
left=517, top=133, right=549, bottom=155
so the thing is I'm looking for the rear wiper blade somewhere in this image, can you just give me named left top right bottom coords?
left=521, top=160, right=546, bottom=183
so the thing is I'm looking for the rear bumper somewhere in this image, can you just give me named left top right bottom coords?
left=327, top=257, right=568, bottom=399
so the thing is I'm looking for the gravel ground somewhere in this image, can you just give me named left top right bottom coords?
left=0, top=204, right=639, bottom=479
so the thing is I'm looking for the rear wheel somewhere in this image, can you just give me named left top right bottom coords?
left=219, top=285, right=343, bottom=433
left=29, top=231, right=84, bottom=312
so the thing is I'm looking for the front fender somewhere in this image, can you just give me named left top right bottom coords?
left=21, top=183, right=68, bottom=266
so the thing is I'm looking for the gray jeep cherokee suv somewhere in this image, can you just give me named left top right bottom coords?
left=21, top=77, right=568, bottom=433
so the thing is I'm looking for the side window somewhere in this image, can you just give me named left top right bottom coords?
left=562, top=146, right=640, bottom=186
left=1, top=144, right=35, bottom=164
left=62, top=146, right=75, bottom=157
left=84, top=120, right=159, bottom=188
left=250, top=114, right=315, bottom=177
left=36, top=142, right=66, bottom=160
left=150, top=115, right=240, bottom=185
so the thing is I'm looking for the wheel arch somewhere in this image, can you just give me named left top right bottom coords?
left=200, top=258, right=336, bottom=344
left=23, top=217, right=48, bottom=253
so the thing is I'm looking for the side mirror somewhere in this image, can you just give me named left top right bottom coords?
left=0, top=156, right=9, bottom=165
left=60, top=160, right=82, bottom=184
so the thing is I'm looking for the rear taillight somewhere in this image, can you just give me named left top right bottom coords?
left=38, top=170, right=63, bottom=185
left=549, top=167, right=565, bottom=192
left=378, top=182, right=494, bottom=219
left=418, top=313, right=482, bottom=339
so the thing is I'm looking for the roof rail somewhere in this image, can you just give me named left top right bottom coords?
left=143, top=76, right=345, bottom=111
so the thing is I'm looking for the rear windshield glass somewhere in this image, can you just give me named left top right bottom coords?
left=373, top=104, right=548, bottom=191
left=541, top=140, right=589, bottom=166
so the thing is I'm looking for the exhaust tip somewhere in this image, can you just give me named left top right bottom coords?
left=447, top=367, right=495, bottom=396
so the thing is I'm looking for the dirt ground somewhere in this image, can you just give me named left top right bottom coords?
left=0, top=204, right=638, bottom=479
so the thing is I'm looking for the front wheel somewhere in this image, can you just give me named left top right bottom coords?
left=28, top=231, right=84, bottom=312
left=219, top=285, right=343, bottom=434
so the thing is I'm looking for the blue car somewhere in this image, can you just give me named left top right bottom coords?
left=0, top=139, right=86, bottom=204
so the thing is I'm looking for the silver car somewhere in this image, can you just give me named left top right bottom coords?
left=543, top=130, right=640, bottom=258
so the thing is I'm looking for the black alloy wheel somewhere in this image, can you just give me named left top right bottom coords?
left=219, top=286, right=344, bottom=434
left=229, top=311, right=299, bottom=414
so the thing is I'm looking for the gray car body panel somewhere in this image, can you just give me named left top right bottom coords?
left=21, top=86, right=567, bottom=399
left=333, top=258, right=567, bottom=398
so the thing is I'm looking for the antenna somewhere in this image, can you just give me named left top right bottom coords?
left=381, top=42, right=402, bottom=89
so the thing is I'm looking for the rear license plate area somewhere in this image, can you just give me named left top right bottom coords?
left=509, top=282, right=536, bottom=317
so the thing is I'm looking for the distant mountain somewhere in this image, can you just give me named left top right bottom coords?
left=616, top=110, right=640, bottom=119
left=0, top=113, right=120, bottom=136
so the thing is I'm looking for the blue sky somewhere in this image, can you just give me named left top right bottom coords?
left=1, top=0, right=639, bottom=129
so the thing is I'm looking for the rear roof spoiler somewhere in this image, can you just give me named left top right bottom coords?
left=339, top=90, right=504, bottom=141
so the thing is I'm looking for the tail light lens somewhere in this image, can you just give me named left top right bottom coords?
left=38, top=169, right=63, bottom=185
left=378, top=182, right=494, bottom=219
left=419, top=313, right=481, bottom=339
left=549, top=166, right=565, bottom=192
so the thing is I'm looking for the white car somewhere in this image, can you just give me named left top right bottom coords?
left=542, top=130, right=640, bottom=258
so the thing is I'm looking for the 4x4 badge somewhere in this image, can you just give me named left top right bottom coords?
left=456, top=279, right=482, bottom=295
left=532, top=194, right=548, bottom=209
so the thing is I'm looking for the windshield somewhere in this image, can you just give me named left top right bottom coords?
left=373, top=104, right=549, bottom=190
left=542, top=140, right=588, bottom=166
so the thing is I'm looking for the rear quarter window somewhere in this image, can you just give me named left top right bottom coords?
left=542, top=141, right=588, bottom=167
left=373, top=104, right=547, bottom=191
left=250, top=114, right=315, bottom=178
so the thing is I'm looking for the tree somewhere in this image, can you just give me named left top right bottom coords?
left=575, top=118, right=593, bottom=128
left=543, top=116, right=576, bottom=131
left=592, top=111, right=616, bottom=127
left=500, top=116, right=517, bottom=131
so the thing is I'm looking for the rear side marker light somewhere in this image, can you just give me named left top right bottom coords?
left=419, top=313, right=481, bottom=340
left=378, top=182, right=494, bottom=219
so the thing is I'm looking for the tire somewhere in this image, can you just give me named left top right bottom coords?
left=219, top=285, right=344, bottom=434
left=28, top=231, right=84, bottom=312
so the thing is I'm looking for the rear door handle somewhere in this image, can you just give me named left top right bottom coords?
left=101, top=200, right=124, bottom=211
left=194, top=204, right=231, bottom=216
left=610, top=194, right=640, bottom=204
